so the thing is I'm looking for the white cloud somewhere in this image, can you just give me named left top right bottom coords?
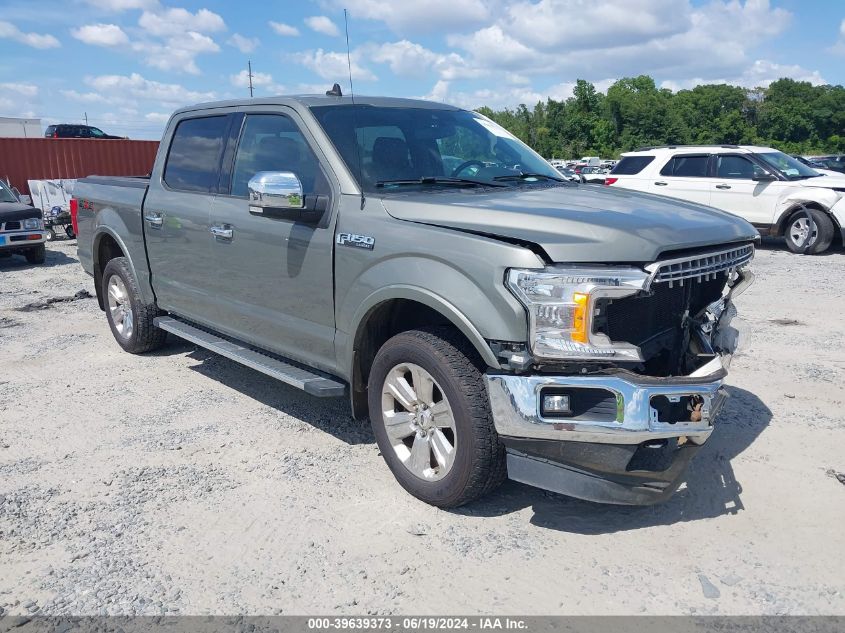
left=304, top=16, right=340, bottom=37
left=230, top=69, right=274, bottom=87
left=228, top=33, right=258, bottom=53
left=132, top=32, right=220, bottom=74
left=71, top=23, right=129, bottom=47
left=144, top=112, right=171, bottom=123
left=295, top=49, right=376, bottom=81
left=85, top=72, right=215, bottom=105
left=84, top=0, right=158, bottom=11
left=0, top=82, right=38, bottom=97
left=61, top=89, right=108, bottom=104
left=334, top=0, right=489, bottom=35
left=138, top=7, right=225, bottom=37
left=830, top=18, right=845, bottom=54
left=661, top=60, right=825, bottom=91
left=270, top=21, right=299, bottom=37
left=366, top=40, right=476, bottom=80
left=0, top=20, right=60, bottom=49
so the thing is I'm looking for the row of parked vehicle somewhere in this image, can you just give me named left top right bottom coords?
left=605, top=144, right=845, bottom=254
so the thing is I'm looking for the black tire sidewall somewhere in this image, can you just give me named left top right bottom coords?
left=102, top=258, right=140, bottom=352
left=368, top=333, right=485, bottom=506
left=785, top=208, right=834, bottom=254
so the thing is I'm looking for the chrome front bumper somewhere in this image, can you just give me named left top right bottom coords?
left=0, top=230, right=47, bottom=247
left=486, top=365, right=728, bottom=446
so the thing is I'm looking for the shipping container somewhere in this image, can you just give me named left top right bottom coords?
left=0, top=138, right=159, bottom=195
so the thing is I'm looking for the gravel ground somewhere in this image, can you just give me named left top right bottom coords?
left=0, top=238, right=843, bottom=616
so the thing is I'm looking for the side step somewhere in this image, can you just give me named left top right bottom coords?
left=154, top=316, right=346, bottom=397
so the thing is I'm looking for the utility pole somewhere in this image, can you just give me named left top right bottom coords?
left=84, top=112, right=88, bottom=125
left=247, top=60, right=254, bottom=98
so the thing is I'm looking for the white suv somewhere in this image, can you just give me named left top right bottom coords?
left=607, top=145, right=845, bottom=254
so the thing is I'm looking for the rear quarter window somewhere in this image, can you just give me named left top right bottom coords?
left=163, top=116, right=229, bottom=193
left=660, top=155, right=709, bottom=177
left=611, top=156, right=655, bottom=175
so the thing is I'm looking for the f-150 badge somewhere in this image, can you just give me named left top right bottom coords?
left=336, top=233, right=375, bottom=250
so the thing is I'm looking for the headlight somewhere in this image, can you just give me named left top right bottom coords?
left=23, top=218, right=43, bottom=230
left=506, top=267, right=649, bottom=361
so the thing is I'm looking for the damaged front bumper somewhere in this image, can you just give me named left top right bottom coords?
left=486, top=272, right=752, bottom=506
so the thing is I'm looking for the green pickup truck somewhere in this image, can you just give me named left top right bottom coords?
left=74, top=94, right=758, bottom=508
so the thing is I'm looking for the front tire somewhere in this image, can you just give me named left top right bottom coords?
left=102, top=257, right=167, bottom=354
left=367, top=327, right=506, bottom=508
left=25, top=244, right=46, bottom=264
left=785, top=207, right=834, bottom=254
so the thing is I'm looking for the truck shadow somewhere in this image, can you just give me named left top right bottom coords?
left=465, top=385, right=772, bottom=533
left=160, top=340, right=770, bottom=530
left=167, top=344, right=375, bottom=445
left=0, top=248, right=77, bottom=271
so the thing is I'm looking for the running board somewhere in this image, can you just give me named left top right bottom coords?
left=154, top=316, right=346, bottom=397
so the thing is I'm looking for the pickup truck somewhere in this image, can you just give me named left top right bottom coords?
left=0, top=179, right=47, bottom=264
left=75, top=94, right=758, bottom=508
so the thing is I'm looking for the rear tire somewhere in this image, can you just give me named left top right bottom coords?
left=25, top=244, right=46, bottom=264
left=45, top=227, right=56, bottom=241
left=367, top=327, right=506, bottom=508
left=785, top=207, right=834, bottom=254
left=102, top=257, right=167, bottom=354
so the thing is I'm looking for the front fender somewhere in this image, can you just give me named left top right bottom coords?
left=774, top=188, right=842, bottom=232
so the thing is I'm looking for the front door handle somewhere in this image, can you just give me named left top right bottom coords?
left=144, top=211, right=163, bottom=228
left=210, top=224, right=234, bottom=240
left=654, top=181, right=668, bottom=186
left=715, top=184, right=732, bottom=190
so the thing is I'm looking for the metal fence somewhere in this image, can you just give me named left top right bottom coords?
left=0, top=138, right=159, bottom=195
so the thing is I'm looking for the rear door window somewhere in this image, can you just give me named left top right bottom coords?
left=164, top=116, right=229, bottom=193
left=611, top=156, right=655, bottom=175
left=660, top=155, right=709, bottom=177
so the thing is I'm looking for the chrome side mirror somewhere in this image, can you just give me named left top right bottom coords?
left=248, top=171, right=304, bottom=213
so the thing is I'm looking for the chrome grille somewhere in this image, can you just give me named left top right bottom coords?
left=648, top=244, right=754, bottom=287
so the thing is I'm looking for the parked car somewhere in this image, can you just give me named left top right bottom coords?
left=810, top=155, right=845, bottom=174
left=75, top=95, right=757, bottom=508
left=554, top=165, right=579, bottom=182
left=793, top=155, right=826, bottom=169
left=0, top=179, right=47, bottom=264
left=607, top=145, right=845, bottom=254
left=45, top=124, right=123, bottom=139
left=580, top=166, right=608, bottom=184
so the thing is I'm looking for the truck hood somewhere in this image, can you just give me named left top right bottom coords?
left=0, top=202, right=41, bottom=223
left=380, top=184, right=758, bottom=263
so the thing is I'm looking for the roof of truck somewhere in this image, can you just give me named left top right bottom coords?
left=174, top=94, right=462, bottom=115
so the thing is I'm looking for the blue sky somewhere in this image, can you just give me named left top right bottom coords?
left=1, top=0, right=843, bottom=139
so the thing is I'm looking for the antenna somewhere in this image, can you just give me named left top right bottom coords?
left=344, top=8, right=365, bottom=210
left=247, top=60, right=254, bottom=98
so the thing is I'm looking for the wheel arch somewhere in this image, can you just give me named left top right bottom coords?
left=774, top=200, right=841, bottom=240
left=92, top=228, right=131, bottom=310
left=346, top=288, right=502, bottom=421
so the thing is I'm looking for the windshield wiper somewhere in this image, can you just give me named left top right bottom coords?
left=492, top=172, right=564, bottom=182
left=375, top=177, right=506, bottom=188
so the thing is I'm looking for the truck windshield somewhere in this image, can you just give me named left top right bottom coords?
left=309, top=105, right=562, bottom=192
left=0, top=181, right=18, bottom=203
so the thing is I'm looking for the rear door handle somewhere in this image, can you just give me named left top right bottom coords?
left=144, top=211, right=163, bottom=228
left=715, top=184, right=732, bottom=190
left=210, top=224, right=233, bottom=240
left=654, top=181, right=668, bottom=186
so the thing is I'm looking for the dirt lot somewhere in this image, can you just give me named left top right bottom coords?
left=1, top=238, right=843, bottom=616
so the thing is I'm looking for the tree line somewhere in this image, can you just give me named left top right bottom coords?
left=476, top=76, right=845, bottom=159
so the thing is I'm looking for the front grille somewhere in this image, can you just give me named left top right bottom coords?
left=649, top=243, right=753, bottom=286
left=1, top=221, right=21, bottom=231
left=596, top=273, right=727, bottom=348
